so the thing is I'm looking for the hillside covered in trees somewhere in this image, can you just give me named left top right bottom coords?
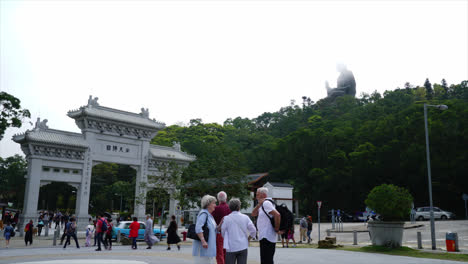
left=152, top=80, right=468, bottom=217
left=1, top=80, right=467, bottom=218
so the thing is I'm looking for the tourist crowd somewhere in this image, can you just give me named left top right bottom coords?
left=1, top=189, right=310, bottom=264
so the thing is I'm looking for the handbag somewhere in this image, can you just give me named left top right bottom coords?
left=187, top=212, right=209, bottom=242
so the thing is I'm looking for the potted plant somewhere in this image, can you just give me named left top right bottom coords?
left=365, top=184, right=413, bottom=248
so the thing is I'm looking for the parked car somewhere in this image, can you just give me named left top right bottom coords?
left=414, top=207, right=455, bottom=220
left=354, top=211, right=380, bottom=222
left=327, top=210, right=355, bottom=222
left=112, top=221, right=165, bottom=239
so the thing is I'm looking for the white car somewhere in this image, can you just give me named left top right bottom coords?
left=414, top=207, right=454, bottom=220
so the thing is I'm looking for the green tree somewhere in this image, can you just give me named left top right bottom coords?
left=151, top=121, right=251, bottom=208
left=0, top=92, right=31, bottom=140
left=424, top=78, right=433, bottom=99
left=0, top=155, right=27, bottom=208
left=90, top=163, right=136, bottom=214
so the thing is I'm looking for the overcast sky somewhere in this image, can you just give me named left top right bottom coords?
left=1, top=0, right=467, bottom=158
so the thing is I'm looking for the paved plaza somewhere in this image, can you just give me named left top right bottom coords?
left=1, top=220, right=467, bottom=263
left=0, top=243, right=466, bottom=264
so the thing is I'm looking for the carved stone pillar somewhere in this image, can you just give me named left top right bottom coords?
left=133, top=165, right=147, bottom=221
left=19, top=158, right=42, bottom=236
left=75, top=150, right=92, bottom=230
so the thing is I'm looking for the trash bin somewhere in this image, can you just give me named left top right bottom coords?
left=446, top=232, right=457, bottom=252
left=181, top=231, right=187, bottom=241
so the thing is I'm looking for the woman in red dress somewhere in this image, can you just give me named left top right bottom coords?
left=129, top=217, right=140, bottom=249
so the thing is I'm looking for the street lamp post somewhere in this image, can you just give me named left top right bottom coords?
left=120, top=194, right=123, bottom=212
left=423, top=103, right=448, bottom=250
left=115, top=193, right=123, bottom=212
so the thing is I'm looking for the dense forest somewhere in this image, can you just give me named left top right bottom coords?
left=151, top=80, right=468, bottom=218
left=1, top=80, right=467, bottom=218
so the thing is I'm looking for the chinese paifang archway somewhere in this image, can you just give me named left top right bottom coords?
left=13, top=96, right=195, bottom=232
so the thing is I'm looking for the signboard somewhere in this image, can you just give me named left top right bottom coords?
left=463, top=194, right=468, bottom=201
left=317, top=201, right=322, bottom=208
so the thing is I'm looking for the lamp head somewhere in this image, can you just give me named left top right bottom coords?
left=436, top=105, right=448, bottom=110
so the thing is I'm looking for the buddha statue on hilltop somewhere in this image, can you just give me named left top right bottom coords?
left=325, top=64, right=356, bottom=100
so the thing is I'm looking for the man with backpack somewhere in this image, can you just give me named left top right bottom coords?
left=63, top=217, right=80, bottom=249
left=251, top=187, right=283, bottom=264
left=95, top=213, right=108, bottom=251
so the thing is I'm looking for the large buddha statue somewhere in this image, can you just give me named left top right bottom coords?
left=325, top=64, right=356, bottom=100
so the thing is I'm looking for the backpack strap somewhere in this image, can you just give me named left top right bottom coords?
left=261, top=199, right=277, bottom=229
left=261, top=199, right=275, bottom=219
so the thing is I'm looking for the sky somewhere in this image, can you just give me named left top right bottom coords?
left=1, top=0, right=467, bottom=158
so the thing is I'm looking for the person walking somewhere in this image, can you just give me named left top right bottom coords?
left=54, top=212, right=61, bottom=229
left=129, top=217, right=140, bottom=250
left=95, top=214, right=108, bottom=251
left=63, top=217, right=80, bottom=249
left=192, top=194, right=217, bottom=264
left=144, top=215, right=158, bottom=249
left=251, top=187, right=282, bottom=264
left=3, top=222, right=14, bottom=248
left=104, top=218, right=113, bottom=250
left=37, top=218, right=44, bottom=236
left=211, top=191, right=231, bottom=264
left=93, top=219, right=97, bottom=246
left=166, top=215, right=181, bottom=250
left=42, top=212, right=50, bottom=235
left=85, top=222, right=94, bottom=247
left=221, top=198, right=257, bottom=264
left=285, top=227, right=297, bottom=248
left=306, top=216, right=313, bottom=244
left=59, top=217, right=69, bottom=245
left=299, top=216, right=307, bottom=243
left=24, top=220, right=34, bottom=246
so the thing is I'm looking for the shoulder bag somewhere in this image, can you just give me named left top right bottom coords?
left=187, top=212, right=209, bottom=242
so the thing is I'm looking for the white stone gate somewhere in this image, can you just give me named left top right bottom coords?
left=13, top=96, right=195, bottom=231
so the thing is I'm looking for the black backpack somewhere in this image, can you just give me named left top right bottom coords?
left=262, top=199, right=294, bottom=231
left=101, top=219, right=108, bottom=232
left=66, top=222, right=76, bottom=234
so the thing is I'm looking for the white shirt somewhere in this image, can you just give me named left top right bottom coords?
left=221, top=211, right=257, bottom=252
left=257, top=198, right=277, bottom=243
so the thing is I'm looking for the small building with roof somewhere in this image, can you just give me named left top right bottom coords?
left=240, top=175, right=296, bottom=216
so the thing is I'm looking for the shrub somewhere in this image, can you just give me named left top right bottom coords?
left=365, top=184, right=413, bottom=221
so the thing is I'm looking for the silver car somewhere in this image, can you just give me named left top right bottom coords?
left=415, top=206, right=455, bottom=220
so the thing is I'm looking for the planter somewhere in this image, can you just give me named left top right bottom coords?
left=367, top=221, right=404, bottom=247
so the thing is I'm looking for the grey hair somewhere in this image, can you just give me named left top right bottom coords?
left=201, top=194, right=217, bottom=209
left=217, top=191, right=227, bottom=202
left=257, top=187, right=269, bottom=196
left=228, top=198, right=241, bottom=212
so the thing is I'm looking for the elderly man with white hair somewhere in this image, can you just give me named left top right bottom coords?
left=251, top=187, right=282, bottom=264
left=211, top=191, right=231, bottom=264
